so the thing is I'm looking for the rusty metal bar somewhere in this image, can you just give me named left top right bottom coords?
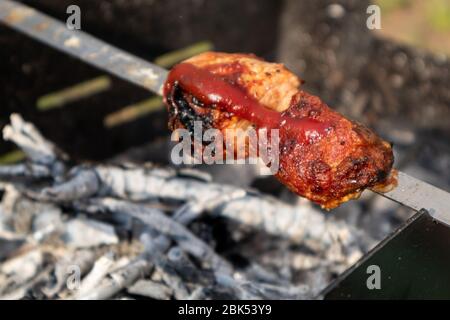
left=0, top=0, right=168, bottom=95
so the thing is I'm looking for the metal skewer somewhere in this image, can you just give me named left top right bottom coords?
left=0, top=0, right=168, bottom=95
left=374, top=172, right=450, bottom=225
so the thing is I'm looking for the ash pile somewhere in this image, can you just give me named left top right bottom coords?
left=0, top=114, right=374, bottom=300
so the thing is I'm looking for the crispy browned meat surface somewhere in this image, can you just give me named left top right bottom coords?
left=163, top=52, right=396, bottom=209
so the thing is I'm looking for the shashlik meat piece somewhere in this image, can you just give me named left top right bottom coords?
left=163, top=52, right=396, bottom=209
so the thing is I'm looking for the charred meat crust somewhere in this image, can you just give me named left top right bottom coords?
left=166, top=82, right=215, bottom=133
left=275, top=91, right=394, bottom=208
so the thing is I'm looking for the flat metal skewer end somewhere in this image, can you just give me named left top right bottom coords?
left=376, top=171, right=450, bottom=226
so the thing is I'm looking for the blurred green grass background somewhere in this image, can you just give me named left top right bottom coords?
left=376, top=0, right=450, bottom=54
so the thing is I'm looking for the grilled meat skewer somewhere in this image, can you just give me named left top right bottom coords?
left=164, top=52, right=396, bottom=209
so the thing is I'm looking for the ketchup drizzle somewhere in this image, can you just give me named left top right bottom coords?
left=166, top=62, right=331, bottom=144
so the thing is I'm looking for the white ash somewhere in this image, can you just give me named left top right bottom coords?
left=63, top=217, right=119, bottom=248
left=0, top=113, right=437, bottom=300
